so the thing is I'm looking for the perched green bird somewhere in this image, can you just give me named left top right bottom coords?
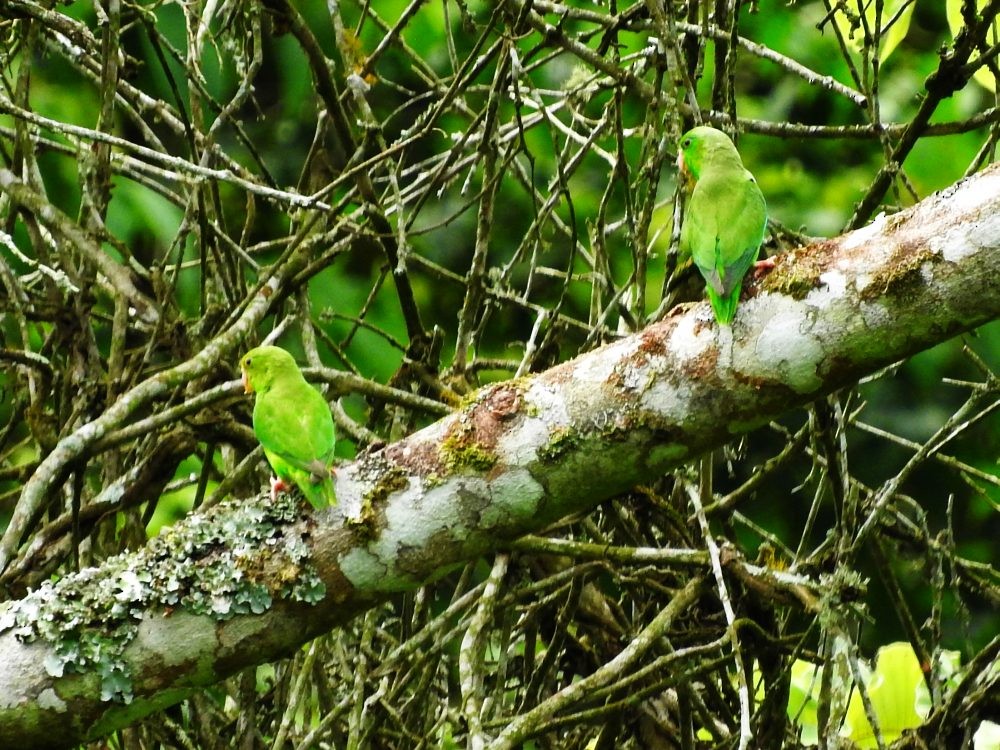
left=241, top=346, right=337, bottom=509
left=677, top=126, right=767, bottom=325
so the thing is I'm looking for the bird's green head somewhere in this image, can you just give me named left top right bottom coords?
left=677, top=126, right=743, bottom=182
left=240, top=345, right=301, bottom=394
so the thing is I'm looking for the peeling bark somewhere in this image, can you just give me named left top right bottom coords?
left=1, top=165, right=999, bottom=747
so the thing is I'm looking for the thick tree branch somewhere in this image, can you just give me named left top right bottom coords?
left=1, top=165, right=999, bottom=747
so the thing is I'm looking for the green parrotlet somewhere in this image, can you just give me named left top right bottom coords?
left=241, top=346, right=337, bottom=509
left=677, top=126, right=767, bottom=325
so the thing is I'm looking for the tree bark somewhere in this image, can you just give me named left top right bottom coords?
left=1, top=164, right=999, bottom=747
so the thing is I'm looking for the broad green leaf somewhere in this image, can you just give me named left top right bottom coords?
left=841, top=642, right=926, bottom=747
left=787, top=659, right=822, bottom=745
left=974, top=720, right=1000, bottom=750
left=832, top=0, right=916, bottom=61
left=947, top=0, right=999, bottom=91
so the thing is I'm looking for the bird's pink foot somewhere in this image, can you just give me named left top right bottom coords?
left=270, top=476, right=288, bottom=502
left=752, top=257, right=776, bottom=280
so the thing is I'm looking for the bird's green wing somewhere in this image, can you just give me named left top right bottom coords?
left=254, top=379, right=337, bottom=508
left=681, top=165, right=766, bottom=324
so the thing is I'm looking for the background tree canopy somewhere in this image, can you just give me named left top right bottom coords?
left=0, top=0, right=998, bottom=747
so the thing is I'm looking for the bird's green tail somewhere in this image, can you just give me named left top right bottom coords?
left=707, top=287, right=741, bottom=325
left=295, top=470, right=337, bottom=510
left=305, top=477, right=336, bottom=510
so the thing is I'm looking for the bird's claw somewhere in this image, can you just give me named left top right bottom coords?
left=752, top=257, right=776, bottom=280
left=270, top=476, right=288, bottom=502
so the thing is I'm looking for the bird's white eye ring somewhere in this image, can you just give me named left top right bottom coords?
left=682, top=138, right=691, bottom=148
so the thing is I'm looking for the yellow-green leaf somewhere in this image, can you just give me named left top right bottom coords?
left=787, top=659, right=822, bottom=745
left=841, top=642, right=927, bottom=748
left=833, top=0, right=915, bottom=61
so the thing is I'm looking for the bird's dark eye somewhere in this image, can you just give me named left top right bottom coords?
left=682, top=137, right=691, bottom=148
left=245, top=358, right=252, bottom=366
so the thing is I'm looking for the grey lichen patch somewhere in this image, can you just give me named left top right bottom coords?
left=37, top=687, right=66, bottom=712
left=339, top=477, right=476, bottom=592
left=736, top=295, right=824, bottom=394
left=340, top=466, right=543, bottom=593
left=337, top=546, right=406, bottom=591
left=0, top=492, right=325, bottom=704
left=479, top=468, right=544, bottom=528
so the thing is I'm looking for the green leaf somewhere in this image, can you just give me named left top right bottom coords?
left=841, top=642, right=926, bottom=747
left=974, top=720, right=1000, bottom=750
left=787, top=659, right=822, bottom=745
left=832, top=0, right=915, bottom=61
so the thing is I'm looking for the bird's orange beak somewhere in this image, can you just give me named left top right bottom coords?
left=242, top=368, right=252, bottom=394
left=677, top=152, right=695, bottom=191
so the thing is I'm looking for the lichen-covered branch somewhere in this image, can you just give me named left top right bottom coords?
left=0, top=164, right=998, bottom=747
